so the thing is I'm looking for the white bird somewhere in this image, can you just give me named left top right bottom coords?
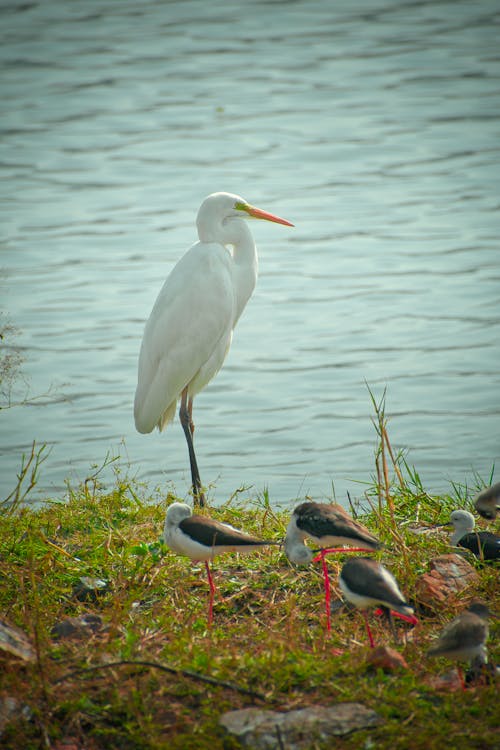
left=163, top=502, right=278, bottom=624
left=440, top=510, right=500, bottom=561
left=284, top=501, right=382, bottom=632
left=339, top=557, right=416, bottom=647
left=134, top=192, right=293, bottom=506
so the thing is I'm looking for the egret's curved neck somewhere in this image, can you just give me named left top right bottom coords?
left=198, top=214, right=258, bottom=323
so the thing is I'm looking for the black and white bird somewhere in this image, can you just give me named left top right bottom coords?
left=427, top=601, right=495, bottom=686
left=474, top=482, right=500, bottom=521
left=444, top=510, right=500, bottom=561
left=163, top=502, right=278, bottom=624
left=339, top=557, right=416, bottom=647
left=284, top=502, right=383, bottom=632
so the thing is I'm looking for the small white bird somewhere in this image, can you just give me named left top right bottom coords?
left=443, top=510, right=500, bottom=561
left=339, top=557, right=416, bottom=647
left=163, top=502, right=278, bottom=625
left=134, top=193, right=293, bottom=507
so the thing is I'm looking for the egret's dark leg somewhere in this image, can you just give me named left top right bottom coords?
left=179, top=387, right=206, bottom=507
left=205, top=561, right=216, bottom=626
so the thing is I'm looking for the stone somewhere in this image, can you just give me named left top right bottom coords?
left=51, top=613, right=103, bottom=640
left=220, top=703, right=381, bottom=749
left=0, top=618, right=35, bottom=662
left=366, top=645, right=409, bottom=672
left=415, top=554, right=479, bottom=612
left=72, top=576, right=109, bottom=601
left=0, top=696, right=32, bottom=737
left=427, top=669, right=463, bottom=692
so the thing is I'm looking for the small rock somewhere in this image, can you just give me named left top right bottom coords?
left=220, top=703, right=381, bottom=749
left=415, top=554, right=479, bottom=611
left=0, top=618, right=35, bottom=662
left=72, top=576, right=110, bottom=601
left=53, top=736, right=85, bottom=750
left=0, top=696, right=32, bottom=737
left=429, top=554, right=479, bottom=583
left=428, top=669, right=464, bottom=692
left=366, top=645, right=409, bottom=672
left=51, top=613, right=103, bottom=640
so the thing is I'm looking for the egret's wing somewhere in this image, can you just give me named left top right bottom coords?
left=134, top=242, right=235, bottom=433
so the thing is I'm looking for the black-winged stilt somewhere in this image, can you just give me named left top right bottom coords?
left=284, top=502, right=382, bottom=631
left=474, top=482, right=500, bottom=520
left=163, top=502, right=278, bottom=625
left=338, top=557, right=416, bottom=647
left=427, top=601, right=495, bottom=687
left=442, top=510, right=500, bottom=561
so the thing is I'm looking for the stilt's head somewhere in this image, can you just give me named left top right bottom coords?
left=163, top=502, right=192, bottom=539
left=474, top=482, right=500, bottom=520
left=447, top=510, right=475, bottom=545
left=466, top=600, right=496, bottom=620
left=284, top=513, right=313, bottom=564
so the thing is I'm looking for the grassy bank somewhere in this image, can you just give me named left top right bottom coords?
left=0, top=446, right=498, bottom=748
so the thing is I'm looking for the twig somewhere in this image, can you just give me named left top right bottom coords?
left=2, top=441, right=50, bottom=513
left=347, top=490, right=357, bottom=519
left=56, top=659, right=267, bottom=701
left=276, top=723, right=286, bottom=750
left=382, top=424, right=405, bottom=489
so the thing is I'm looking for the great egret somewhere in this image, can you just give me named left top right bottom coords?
left=339, top=557, right=416, bottom=647
left=284, top=501, right=382, bottom=632
left=134, top=192, right=293, bottom=506
left=162, top=502, right=278, bottom=624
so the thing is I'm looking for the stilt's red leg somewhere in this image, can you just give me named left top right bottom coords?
left=320, top=550, right=331, bottom=632
left=458, top=666, right=465, bottom=691
left=362, top=611, right=375, bottom=648
left=205, top=561, right=215, bottom=626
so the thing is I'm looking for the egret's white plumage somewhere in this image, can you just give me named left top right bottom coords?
left=134, top=192, right=293, bottom=505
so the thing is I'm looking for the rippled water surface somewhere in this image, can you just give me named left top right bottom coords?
left=1, top=0, right=499, bottom=506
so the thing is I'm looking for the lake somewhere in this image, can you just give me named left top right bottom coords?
left=1, top=0, right=499, bottom=508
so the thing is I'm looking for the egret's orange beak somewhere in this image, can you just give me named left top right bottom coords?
left=237, top=201, right=294, bottom=227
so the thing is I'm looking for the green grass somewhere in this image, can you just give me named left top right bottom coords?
left=0, top=462, right=498, bottom=750
left=1, top=392, right=498, bottom=750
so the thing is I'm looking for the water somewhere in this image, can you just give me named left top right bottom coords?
left=1, top=0, right=499, bottom=508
